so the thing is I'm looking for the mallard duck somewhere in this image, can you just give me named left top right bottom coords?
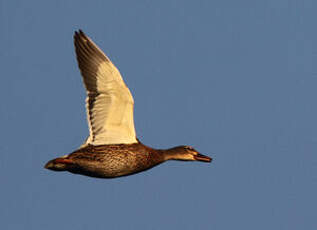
left=44, top=30, right=212, bottom=178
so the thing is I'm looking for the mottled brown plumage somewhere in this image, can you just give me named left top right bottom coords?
left=45, top=141, right=211, bottom=178
left=44, top=30, right=212, bottom=179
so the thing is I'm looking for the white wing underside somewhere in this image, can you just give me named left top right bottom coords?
left=74, top=30, right=137, bottom=146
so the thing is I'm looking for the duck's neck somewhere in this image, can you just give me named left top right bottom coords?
left=160, top=146, right=193, bottom=161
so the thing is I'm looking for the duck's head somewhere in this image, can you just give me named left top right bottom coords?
left=164, top=146, right=212, bottom=163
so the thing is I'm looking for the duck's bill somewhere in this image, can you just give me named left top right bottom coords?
left=194, top=153, right=212, bottom=163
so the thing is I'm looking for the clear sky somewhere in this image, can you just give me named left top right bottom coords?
left=1, top=0, right=316, bottom=229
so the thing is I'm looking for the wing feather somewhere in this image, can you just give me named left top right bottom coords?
left=74, top=30, right=137, bottom=145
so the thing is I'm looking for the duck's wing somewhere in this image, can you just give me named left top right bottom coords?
left=74, top=30, right=137, bottom=146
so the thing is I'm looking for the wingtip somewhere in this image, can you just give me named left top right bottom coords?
left=74, top=29, right=85, bottom=36
left=79, top=30, right=87, bottom=39
left=74, top=29, right=87, bottom=43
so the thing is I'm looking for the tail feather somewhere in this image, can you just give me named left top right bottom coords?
left=44, top=157, right=74, bottom=171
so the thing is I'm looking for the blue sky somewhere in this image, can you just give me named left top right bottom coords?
left=1, top=0, right=316, bottom=229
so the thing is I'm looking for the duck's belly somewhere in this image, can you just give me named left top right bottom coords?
left=68, top=152, right=156, bottom=178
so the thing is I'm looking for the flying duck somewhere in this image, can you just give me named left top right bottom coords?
left=44, top=30, right=212, bottom=178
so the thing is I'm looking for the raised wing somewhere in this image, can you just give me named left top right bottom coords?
left=74, top=30, right=137, bottom=146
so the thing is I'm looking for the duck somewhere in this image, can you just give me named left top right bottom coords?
left=44, top=30, right=212, bottom=178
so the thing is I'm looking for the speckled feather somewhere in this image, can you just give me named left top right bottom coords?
left=60, top=142, right=165, bottom=178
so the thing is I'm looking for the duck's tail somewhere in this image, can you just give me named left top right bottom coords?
left=44, top=157, right=74, bottom=171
